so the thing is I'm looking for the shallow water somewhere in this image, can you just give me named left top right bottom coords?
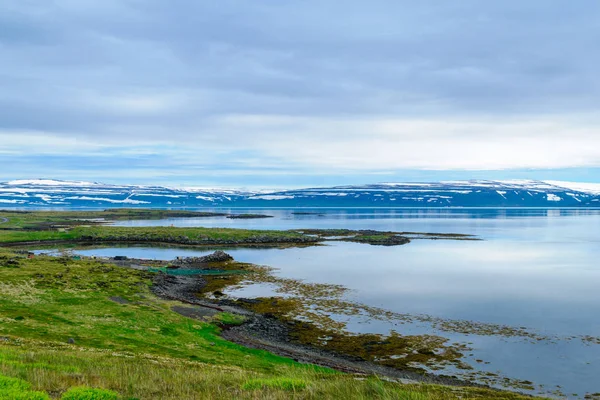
left=45, top=209, right=600, bottom=397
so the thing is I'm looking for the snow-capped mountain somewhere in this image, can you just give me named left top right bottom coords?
left=239, top=180, right=600, bottom=207
left=0, top=179, right=599, bottom=208
left=0, top=179, right=251, bottom=207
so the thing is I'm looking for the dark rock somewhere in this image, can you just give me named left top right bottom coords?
left=172, top=251, right=234, bottom=268
left=109, top=296, right=130, bottom=304
left=349, top=235, right=411, bottom=246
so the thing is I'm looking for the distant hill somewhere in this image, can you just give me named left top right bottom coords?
left=1, top=179, right=599, bottom=208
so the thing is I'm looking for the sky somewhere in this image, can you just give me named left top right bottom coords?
left=1, top=1, right=600, bottom=188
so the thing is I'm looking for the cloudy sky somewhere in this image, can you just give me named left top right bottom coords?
left=1, top=1, right=599, bottom=188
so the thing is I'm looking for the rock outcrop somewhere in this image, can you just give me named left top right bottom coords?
left=172, top=251, right=234, bottom=268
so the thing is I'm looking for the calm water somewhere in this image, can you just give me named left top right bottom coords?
left=54, top=209, right=600, bottom=397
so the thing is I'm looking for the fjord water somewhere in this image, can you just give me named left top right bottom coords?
left=99, top=209, right=600, bottom=396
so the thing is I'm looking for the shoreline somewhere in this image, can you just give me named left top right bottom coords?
left=150, top=270, right=493, bottom=391
left=0, top=239, right=319, bottom=249
left=145, top=253, right=537, bottom=397
left=4, top=245, right=544, bottom=398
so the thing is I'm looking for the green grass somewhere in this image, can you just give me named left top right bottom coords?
left=0, top=250, right=302, bottom=372
left=0, top=224, right=314, bottom=246
left=0, top=210, right=228, bottom=230
left=242, top=377, right=308, bottom=391
left=0, top=210, right=310, bottom=246
left=0, top=341, right=543, bottom=399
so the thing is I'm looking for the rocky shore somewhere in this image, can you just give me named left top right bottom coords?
left=171, top=250, right=234, bottom=267
left=149, top=251, right=494, bottom=391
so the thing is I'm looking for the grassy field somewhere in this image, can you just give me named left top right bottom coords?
left=0, top=210, right=317, bottom=247
left=0, top=225, right=313, bottom=246
left=0, top=210, right=229, bottom=230
left=0, top=248, right=543, bottom=399
left=0, top=340, right=539, bottom=400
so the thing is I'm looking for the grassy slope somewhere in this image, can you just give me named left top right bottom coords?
left=0, top=251, right=295, bottom=370
left=0, top=250, right=541, bottom=399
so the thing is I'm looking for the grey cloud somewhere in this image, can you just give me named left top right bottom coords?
left=1, top=0, right=600, bottom=141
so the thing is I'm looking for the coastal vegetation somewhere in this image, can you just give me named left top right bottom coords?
left=0, top=225, right=317, bottom=247
left=0, top=248, right=539, bottom=399
left=0, top=210, right=476, bottom=248
left=0, top=210, right=229, bottom=230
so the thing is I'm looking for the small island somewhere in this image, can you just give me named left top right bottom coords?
left=226, top=214, right=274, bottom=219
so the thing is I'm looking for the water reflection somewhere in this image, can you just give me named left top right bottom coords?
left=111, top=208, right=600, bottom=243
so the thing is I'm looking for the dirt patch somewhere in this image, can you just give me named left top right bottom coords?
left=172, top=305, right=219, bottom=320
left=109, top=296, right=130, bottom=304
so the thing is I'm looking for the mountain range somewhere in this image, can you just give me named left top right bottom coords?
left=1, top=179, right=600, bottom=208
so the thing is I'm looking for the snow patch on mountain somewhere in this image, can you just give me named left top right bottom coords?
left=64, top=196, right=150, bottom=205
left=8, top=179, right=98, bottom=187
left=132, top=193, right=184, bottom=198
left=543, top=181, right=600, bottom=195
left=196, top=196, right=216, bottom=201
left=249, top=195, right=295, bottom=200
left=547, top=194, right=562, bottom=202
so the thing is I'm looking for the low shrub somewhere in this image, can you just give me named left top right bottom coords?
left=61, top=387, right=119, bottom=400
left=0, top=375, right=31, bottom=392
left=0, top=375, right=50, bottom=400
